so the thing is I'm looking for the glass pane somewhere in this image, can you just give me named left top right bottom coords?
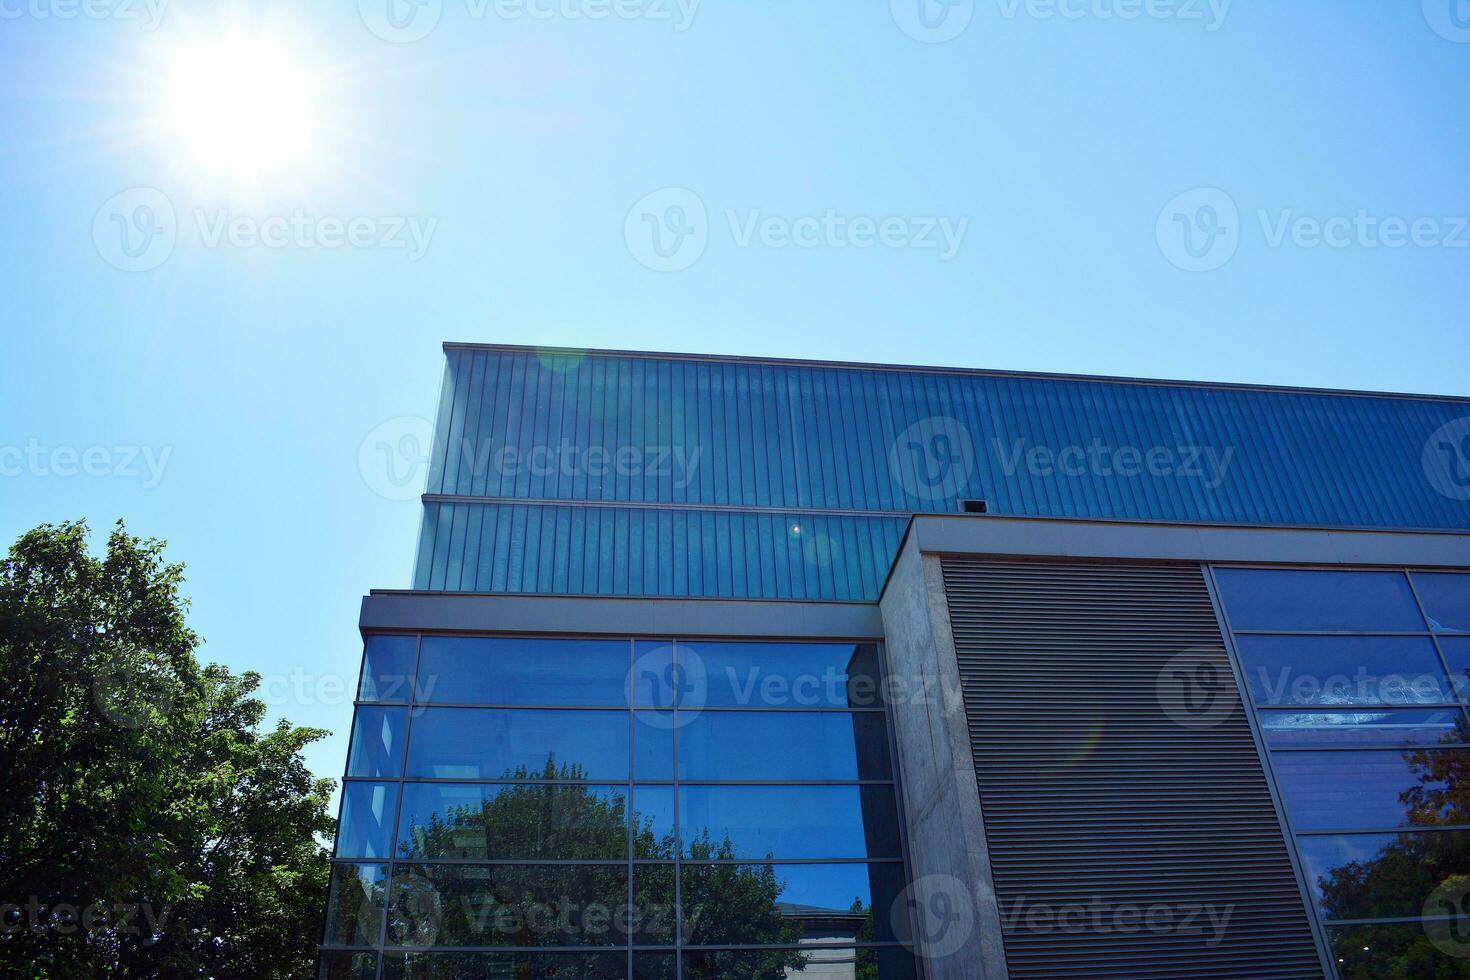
left=679, top=785, right=902, bottom=859
left=681, top=947, right=918, bottom=979
left=1327, top=922, right=1470, bottom=979
left=316, top=950, right=378, bottom=980
left=358, top=634, right=416, bottom=703
left=631, top=864, right=676, bottom=945
left=322, top=863, right=388, bottom=946
left=679, top=641, right=886, bottom=709
left=632, top=785, right=677, bottom=860
left=1443, top=638, right=1470, bottom=701
left=416, top=637, right=630, bottom=705
left=396, top=783, right=629, bottom=860
left=1271, top=749, right=1470, bottom=831
left=1259, top=708, right=1470, bottom=748
left=682, top=862, right=909, bottom=947
left=632, top=712, right=675, bottom=780
left=1299, top=831, right=1470, bottom=921
left=1215, top=568, right=1424, bottom=631
left=632, top=953, right=676, bottom=980
left=630, top=641, right=680, bottom=708
left=336, top=782, right=399, bottom=859
left=346, top=706, right=407, bottom=778
left=386, top=863, right=628, bottom=947
left=1415, top=573, right=1470, bottom=633
left=381, top=951, right=633, bottom=979
left=677, top=711, right=893, bottom=781
left=1234, top=635, right=1451, bottom=706
left=405, top=707, right=629, bottom=780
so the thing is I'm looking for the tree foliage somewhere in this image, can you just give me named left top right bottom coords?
left=0, top=521, right=334, bottom=979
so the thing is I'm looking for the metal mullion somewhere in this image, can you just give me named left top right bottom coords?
left=627, top=637, right=634, bottom=980
left=366, top=701, right=888, bottom=712
left=674, top=857, right=906, bottom=866
left=1407, top=571, right=1469, bottom=705
left=1325, top=913, right=1469, bottom=927
left=672, top=639, right=682, bottom=979
left=1297, top=824, right=1470, bottom=836
left=1203, top=565, right=1338, bottom=980
left=1268, top=744, right=1470, bottom=753
left=1230, top=630, right=1435, bottom=637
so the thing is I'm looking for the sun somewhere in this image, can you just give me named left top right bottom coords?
left=162, top=34, right=317, bottom=181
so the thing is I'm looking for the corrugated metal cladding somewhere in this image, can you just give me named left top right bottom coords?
left=941, top=557, right=1325, bottom=980
left=413, top=345, right=1470, bottom=597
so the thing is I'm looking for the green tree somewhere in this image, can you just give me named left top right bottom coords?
left=0, top=521, right=334, bottom=979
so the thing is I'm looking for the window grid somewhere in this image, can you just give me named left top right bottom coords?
left=323, top=634, right=921, bottom=980
left=1212, top=566, right=1470, bottom=980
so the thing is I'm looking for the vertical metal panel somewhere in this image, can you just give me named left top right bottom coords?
left=941, top=557, right=1326, bottom=979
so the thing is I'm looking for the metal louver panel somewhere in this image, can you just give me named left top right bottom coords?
left=941, top=557, right=1325, bottom=980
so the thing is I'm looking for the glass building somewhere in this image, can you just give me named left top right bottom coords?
left=321, top=344, right=1470, bottom=980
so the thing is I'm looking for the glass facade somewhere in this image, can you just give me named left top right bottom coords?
left=322, top=635, right=919, bottom=979
left=1214, top=568, right=1470, bottom=980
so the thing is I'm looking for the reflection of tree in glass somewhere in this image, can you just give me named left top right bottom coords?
left=1317, top=741, right=1470, bottom=979
left=393, top=757, right=814, bottom=978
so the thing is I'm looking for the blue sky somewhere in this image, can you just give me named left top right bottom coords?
left=3, top=0, right=1468, bottom=789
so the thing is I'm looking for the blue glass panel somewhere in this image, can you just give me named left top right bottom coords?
left=1299, top=831, right=1470, bottom=921
left=679, top=785, right=902, bottom=860
left=345, top=706, right=407, bottom=778
left=395, top=783, right=629, bottom=860
left=1270, top=749, right=1470, bottom=831
left=1415, top=573, right=1470, bottom=633
left=632, top=785, right=676, bottom=860
left=416, top=637, right=629, bottom=706
left=1328, top=922, right=1470, bottom=979
left=386, top=864, right=629, bottom=947
left=682, top=862, right=909, bottom=946
left=405, top=708, right=629, bottom=780
left=322, top=863, right=388, bottom=946
left=336, top=782, right=399, bottom=859
left=358, top=635, right=416, bottom=703
left=1258, top=708, right=1469, bottom=748
left=1215, top=568, right=1425, bottom=631
left=677, top=711, right=893, bottom=781
left=632, top=713, right=674, bottom=780
left=1441, top=638, right=1470, bottom=701
left=1234, top=635, right=1451, bottom=706
left=629, top=641, right=680, bottom=708
left=678, top=641, right=885, bottom=709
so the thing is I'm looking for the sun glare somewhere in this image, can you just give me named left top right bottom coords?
left=163, top=35, right=317, bottom=181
